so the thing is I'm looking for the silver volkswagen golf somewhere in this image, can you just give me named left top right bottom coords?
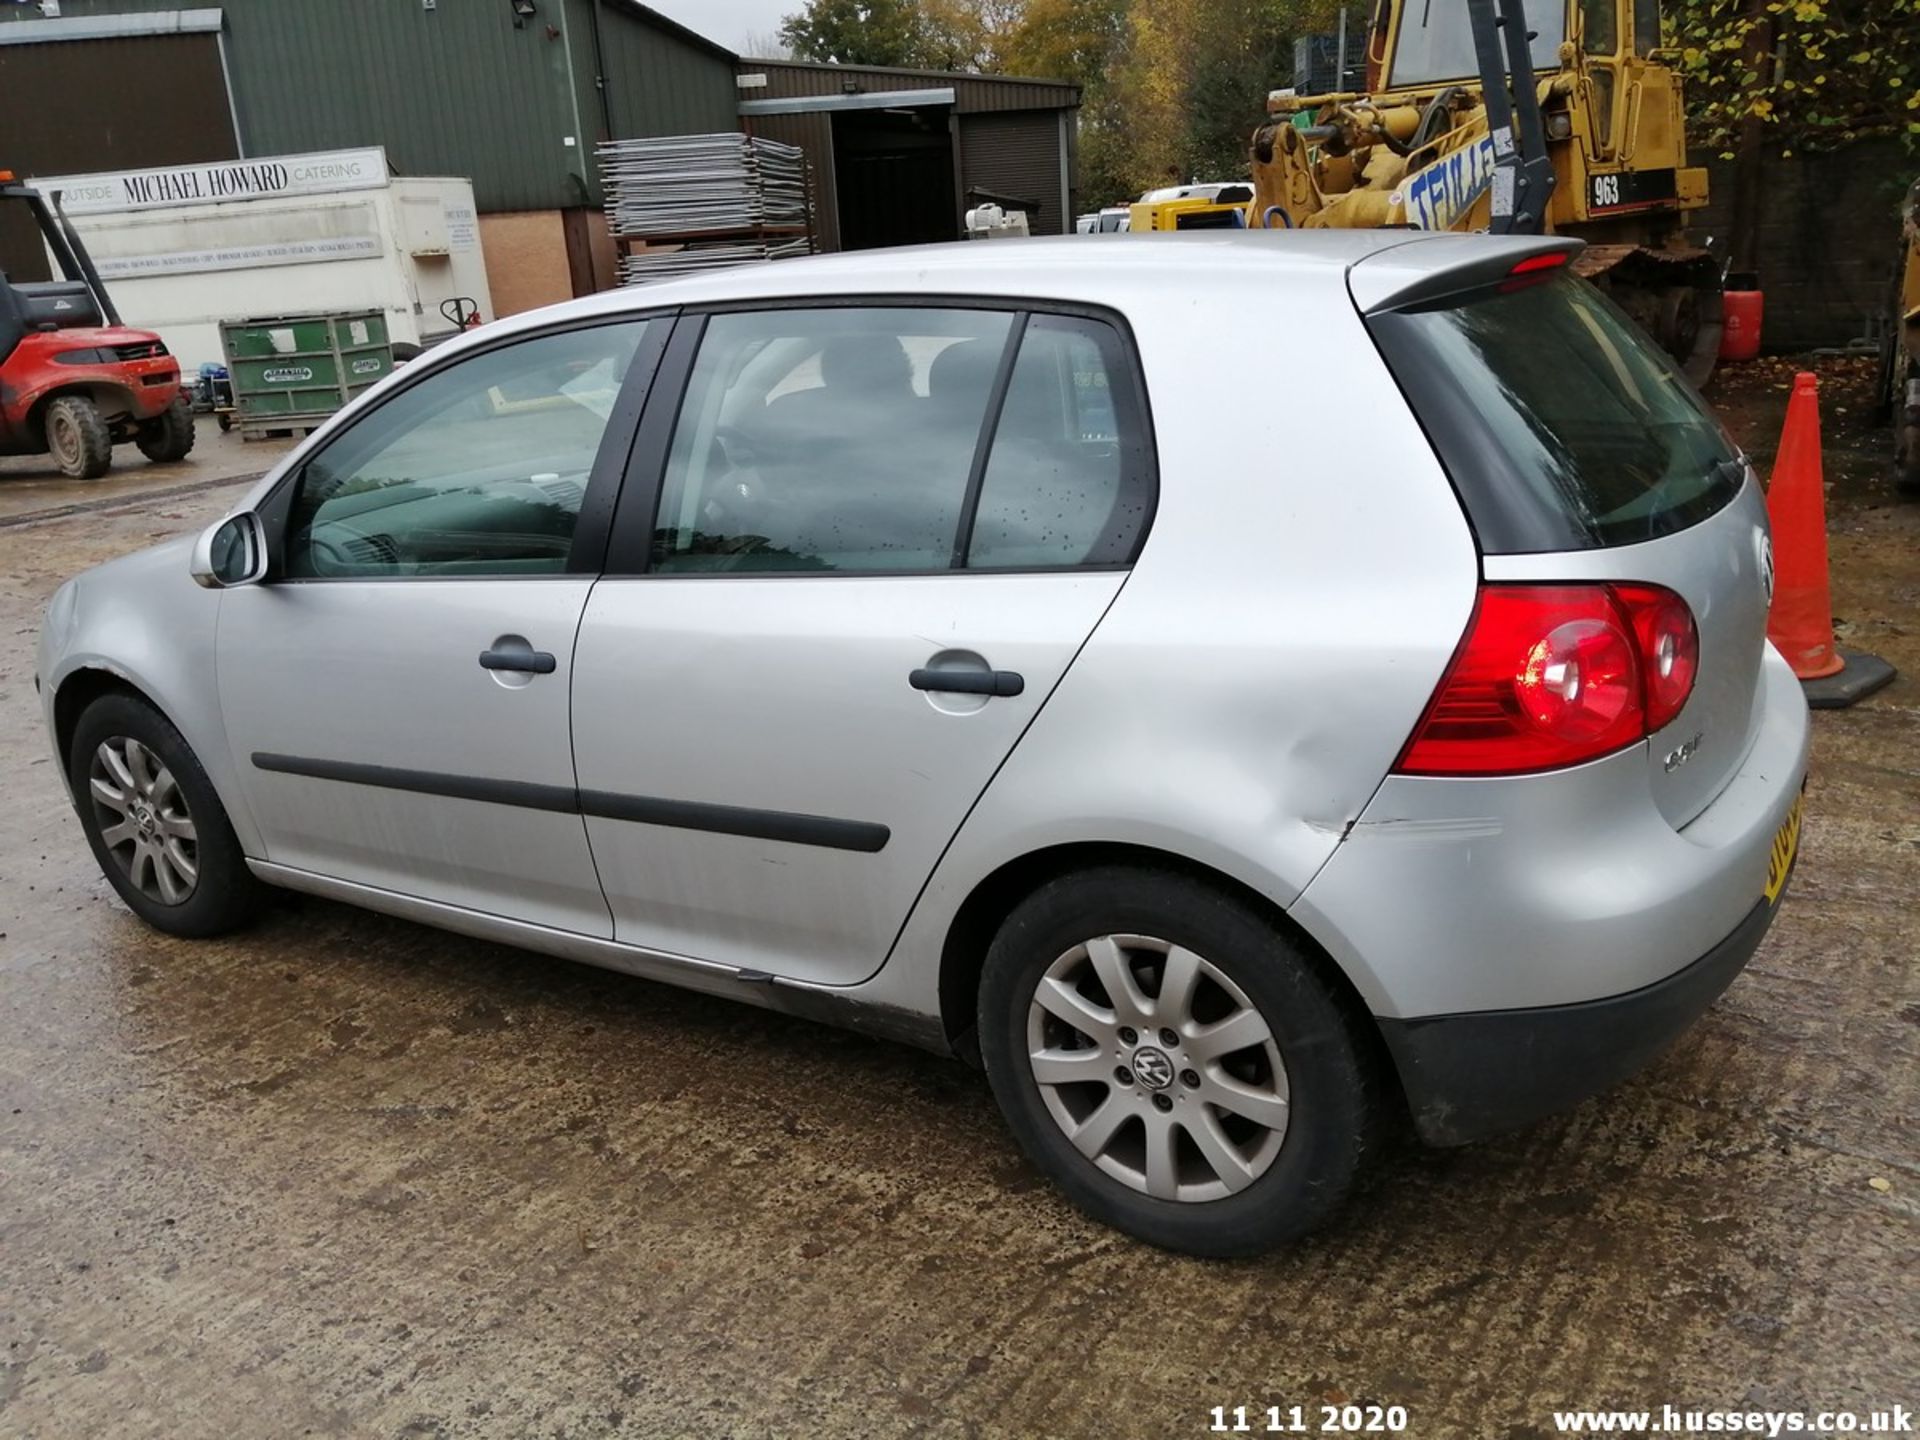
left=36, top=233, right=1809, bottom=1255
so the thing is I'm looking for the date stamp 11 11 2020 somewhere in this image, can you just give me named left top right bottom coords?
left=1209, top=1404, right=1411, bottom=1434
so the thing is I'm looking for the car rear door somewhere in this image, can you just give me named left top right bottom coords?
left=569, top=301, right=1156, bottom=985
left=216, top=315, right=668, bottom=935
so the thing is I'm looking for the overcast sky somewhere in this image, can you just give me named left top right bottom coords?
left=645, top=0, right=796, bottom=54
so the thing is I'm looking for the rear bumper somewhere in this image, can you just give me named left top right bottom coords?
left=1379, top=891, right=1781, bottom=1145
left=1291, top=644, right=1811, bottom=1018
left=121, top=363, right=183, bottom=419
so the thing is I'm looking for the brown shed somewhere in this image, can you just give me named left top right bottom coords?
left=734, top=60, right=1081, bottom=253
left=0, top=9, right=240, bottom=281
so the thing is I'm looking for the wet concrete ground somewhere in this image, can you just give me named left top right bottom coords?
left=0, top=424, right=291, bottom=523
left=0, top=364, right=1914, bottom=1438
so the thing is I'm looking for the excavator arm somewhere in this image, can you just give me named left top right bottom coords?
left=1470, top=0, right=1554, bottom=233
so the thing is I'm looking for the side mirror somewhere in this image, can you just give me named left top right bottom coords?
left=190, top=512, right=268, bottom=589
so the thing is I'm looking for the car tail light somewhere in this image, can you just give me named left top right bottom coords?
left=1395, top=583, right=1698, bottom=776
left=1616, top=583, right=1698, bottom=732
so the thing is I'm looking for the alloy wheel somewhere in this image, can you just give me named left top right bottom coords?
left=89, top=736, right=199, bottom=905
left=1025, top=934, right=1289, bottom=1202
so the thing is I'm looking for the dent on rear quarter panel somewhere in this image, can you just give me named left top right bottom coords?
left=857, top=269, right=1481, bottom=1019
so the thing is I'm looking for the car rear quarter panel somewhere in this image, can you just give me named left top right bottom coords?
left=1292, top=643, right=1809, bottom=1018
left=859, top=266, right=1482, bottom=1015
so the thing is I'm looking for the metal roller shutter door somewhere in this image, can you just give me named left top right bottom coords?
left=0, top=31, right=238, bottom=280
left=959, top=110, right=1067, bottom=237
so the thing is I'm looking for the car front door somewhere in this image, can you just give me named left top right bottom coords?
left=570, top=302, right=1156, bottom=985
left=218, top=315, right=666, bottom=935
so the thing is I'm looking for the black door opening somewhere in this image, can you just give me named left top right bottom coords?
left=830, top=107, right=956, bottom=251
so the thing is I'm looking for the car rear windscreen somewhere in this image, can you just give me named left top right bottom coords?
left=1368, top=269, right=1744, bottom=554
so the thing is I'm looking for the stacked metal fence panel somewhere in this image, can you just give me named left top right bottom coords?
left=615, top=236, right=814, bottom=285
left=599, top=132, right=814, bottom=286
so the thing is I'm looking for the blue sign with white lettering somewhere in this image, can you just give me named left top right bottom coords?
left=1402, top=136, right=1498, bottom=231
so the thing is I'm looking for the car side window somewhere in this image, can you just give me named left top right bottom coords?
left=965, top=314, right=1153, bottom=570
left=652, top=307, right=1015, bottom=573
left=284, top=321, right=649, bottom=578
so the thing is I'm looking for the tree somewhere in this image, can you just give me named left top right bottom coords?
left=780, top=0, right=928, bottom=66
left=779, top=0, right=1016, bottom=69
left=1671, top=0, right=1920, bottom=157
left=920, top=0, right=1023, bottom=69
left=998, top=0, right=1133, bottom=201
left=1670, top=0, right=1920, bottom=273
left=1104, top=0, right=1341, bottom=196
left=740, top=29, right=797, bottom=59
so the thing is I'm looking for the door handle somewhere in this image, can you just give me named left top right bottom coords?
left=909, top=667, right=1024, bottom=698
left=479, top=648, right=557, bottom=674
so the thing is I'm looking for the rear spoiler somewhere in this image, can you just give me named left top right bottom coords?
left=1347, top=234, right=1582, bottom=314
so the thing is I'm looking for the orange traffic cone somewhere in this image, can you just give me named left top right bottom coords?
left=1764, top=372, right=1895, bottom=708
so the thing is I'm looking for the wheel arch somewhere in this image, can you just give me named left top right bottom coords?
left=34, top=380, right=140, bottom=430
left=52, top=665, right=177, bottom=782
left=936, top=840, right=1395, bottom=1088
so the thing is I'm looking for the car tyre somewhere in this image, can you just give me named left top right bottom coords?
left=135, top=394, right=197, bottom=463
left=69, top=692, right=263, bottom=937
left=978, top=866, right=1376, bottom=1257
left=43, top=395, right=113, bottom=479
left=1897, top=370, right=1920, bottom=497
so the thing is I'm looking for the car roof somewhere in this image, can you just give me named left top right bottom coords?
left=459, top=231, right=1578, bottom=352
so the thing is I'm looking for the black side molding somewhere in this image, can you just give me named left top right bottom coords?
left=251, top=753, right=578, bottom=814
left=909, top=668, right=1025, bottom=698
left=579, top=790, right=889, bottom=854
left=249, top=753, right=889, bottom=853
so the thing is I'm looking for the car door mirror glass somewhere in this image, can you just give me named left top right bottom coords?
left=191, top=512, right=267, bottom=589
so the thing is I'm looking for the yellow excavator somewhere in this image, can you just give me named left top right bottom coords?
left=1879, top=177, right=1920, bottom=495
left=1250, top=0, right=1723, bottom=381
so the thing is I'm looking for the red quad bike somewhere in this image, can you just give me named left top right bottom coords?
left=0, top=170, right=193, bottom=479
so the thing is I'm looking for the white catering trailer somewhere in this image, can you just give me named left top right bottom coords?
left=29, top=147, right=493, bottom=371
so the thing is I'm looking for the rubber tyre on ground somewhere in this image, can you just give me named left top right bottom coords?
left=978, top=866, right=1377, bottom=1257
left=135, top=394, right=197, bottom=463
left=43, top=395, right=113, bottom=479
left=390, top=341, right=424, bottom=364
left=69, top=691, right=263, bottom=937
left=1898, top=364, right=1920, bottom=498
left=216, top=412, right=233, bottom=433
left=1899, top=455, right=1920, bottom=499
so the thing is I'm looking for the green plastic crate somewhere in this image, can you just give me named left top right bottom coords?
left=219, top=310, right=394, bottom=434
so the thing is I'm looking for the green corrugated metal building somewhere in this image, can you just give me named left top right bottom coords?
left=0, top=3, right=1084, bottom=306
left=0, top=0, right=740, bottom=303
left=0, top=0, right=737, bottom=210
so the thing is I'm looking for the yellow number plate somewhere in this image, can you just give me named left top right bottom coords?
left=1764, top=793, right=1804, bottom=905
